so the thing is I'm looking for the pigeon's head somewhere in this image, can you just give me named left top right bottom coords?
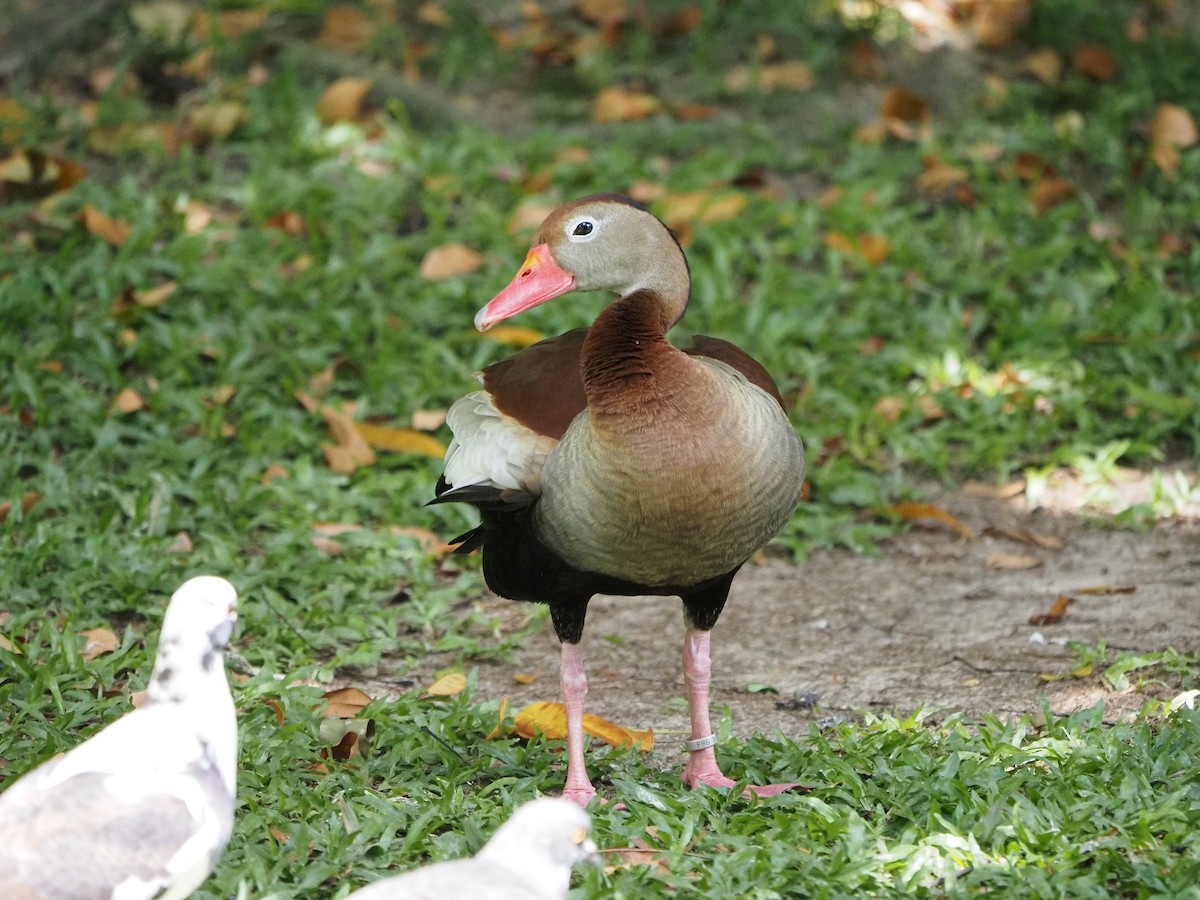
left=149, top=576, right=239, bottom=701
left=481, top=797, right=600, bottom=893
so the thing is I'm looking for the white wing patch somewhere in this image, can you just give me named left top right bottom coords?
left=443, top=391, right=559, bottom=495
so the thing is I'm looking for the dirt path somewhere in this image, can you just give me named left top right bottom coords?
left=440, top=490, right=1198, bottom=767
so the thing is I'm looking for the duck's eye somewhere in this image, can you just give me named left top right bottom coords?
left=566, top=216, right=598, bottom=242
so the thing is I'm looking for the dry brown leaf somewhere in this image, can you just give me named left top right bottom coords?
left=1029, top=594, right=1071, bottom=626
left=133, top=281, right=177, bottom=308
left=856, top=234, right=890, bottom=265
left=316, top=77, right=372, bottom=125
left=208, top=8, right=269, bottom=37
left=411, top=408, right=447, bottom=431
left=0, top=492, right=41, bottom=523
left=1074, top=45, right=1116, bottom=80
left=425, top=672, right=468, bottom=696
left=1022, top=48, right=1062, bottom=84
left=1013, top=151, right=1056, bottom=181
left=577, top=0, right=626, bottom=24
left=0, top=633, right=21, bottom=654
left=317, top=5, right=375, bottom=51
left=513, top=670, right=540, bottom=684
left=388, top=525, right=456, bottom=557
left=166, top=531, right=193, bottom=554
left=320, top=404, right=376, bottom=473
left=508, top=203, right=556, bottom=234
left=854, top=121, right=888, bottom=145
left=354, top=422, right=446, bottom=458
left=267, top=210, right=307, bottom=236
left=80, top=204, right=131, bottom=246
left=262, top=463, right=289, bottom=485
left=1149, top=103, right=1198, bottom=177
left=822, top=231, right=858, bottom=256
left=982, top=525, right=1064, bottom=550
left=916, top=395, right=946, bottom=421
left=419, top=243, right=485, bottom=280
left=850, top=39, right=883, bottom=80
left=605, top=846, right=673, bottom=876
left=1072, top=584, right=1136, bottom=595
left=482, top=325, right=546, bottom=347
left=513, top=701, right=654, bottom=751
left=987, top=551, right=1042, bottom=570
left=322, top=686, right=372, bottom=718
left=1150, top=142, right=1181, bottom=178
left=188, top=100, right=246, bottom=141
left=1150, top=103, right=1198, bottom=149
left=1029, top=177, right=1075, bottom=214
left=592, top=86, right=660, bottom=122
left=972, top=0, right=1030, bottom=47
left=329, top=730, right=360, bottom=760
left=873, top=395, right=905, bottom=423
left=879, top=86, right=930, bottom=123
left=626, top=180, right=668, bottom=203
left=889, top=502, right=975, bottom=540
left=183, top=200, right=213, bottom=234
left=80, top=627, right=119, bottom=661
left=758, top=61, right=815, bottom=91
left=111, top=387, right=146, bottom=415
left=916, top=157, right=969, bottom=195
left=417, top=2, right=449, bottom=26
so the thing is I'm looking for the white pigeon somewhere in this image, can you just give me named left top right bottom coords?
left=0, top=575, right=239, bottom=900
left=347, top=797, right=600, bottom=900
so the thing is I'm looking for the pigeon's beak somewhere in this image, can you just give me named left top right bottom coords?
left=582, top=837, right=601, bottom=867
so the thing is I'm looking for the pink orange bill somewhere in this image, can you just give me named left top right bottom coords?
left=474, top=244, right=576, bottom=331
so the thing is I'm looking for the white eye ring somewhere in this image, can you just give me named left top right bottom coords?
left=566, top=216, right=599, bottom=242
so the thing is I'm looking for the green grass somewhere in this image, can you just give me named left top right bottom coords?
left=2, top=0, right=1199, bottom=896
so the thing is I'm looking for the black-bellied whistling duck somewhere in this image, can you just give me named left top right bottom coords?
left=432, top=194, right=805, bottom=805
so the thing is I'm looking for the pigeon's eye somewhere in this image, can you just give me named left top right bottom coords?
left=571, top=827, right=588, bottom=844
left=567, top=218, right=598, bottom=242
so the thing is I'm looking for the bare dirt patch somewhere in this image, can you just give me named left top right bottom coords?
left=407, top=490, right=1199, bottom=773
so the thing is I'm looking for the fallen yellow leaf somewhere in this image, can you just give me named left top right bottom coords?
left=889, top=502, right=975, bottom=540
left=486, top=695, right=509, bottom=740
left=514, top=670, right=541, bottom=684
left=592, top=86, right=660, bottom=122
left=354, top=422, right=446, bottom=458
left=316, top=77, right=372, bottom=125
left=513, top=701, right=654, bottom=751
left=425, top=672, right=468, bottom=696
left=481, top=325, right=546, bottom=347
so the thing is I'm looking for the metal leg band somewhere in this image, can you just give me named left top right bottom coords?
left=684, top=733, right=718, bottom=752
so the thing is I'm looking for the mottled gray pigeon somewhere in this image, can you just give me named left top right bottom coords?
left=348, top=797, right=600, bottom=900
left=0, top=575, right=239, bottom=900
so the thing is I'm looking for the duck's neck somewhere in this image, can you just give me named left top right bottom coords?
left=581, top=288, right=688, bottom=416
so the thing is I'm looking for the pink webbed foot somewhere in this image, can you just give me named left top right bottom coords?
left=682, top=756, right=800, bottom=797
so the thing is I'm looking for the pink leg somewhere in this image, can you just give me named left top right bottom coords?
left=680, top=628, right=799, bottom=797
left=559, top=642, right=596, bottom=806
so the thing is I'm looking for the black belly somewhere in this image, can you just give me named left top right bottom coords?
left=463, top=504, right=740, bottom=644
